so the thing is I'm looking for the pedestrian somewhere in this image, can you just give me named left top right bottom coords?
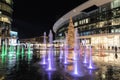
left=115, top=46, right=118, bottom=59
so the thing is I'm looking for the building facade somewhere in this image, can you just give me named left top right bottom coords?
left=53, top=0, right=120, bottom=50
left=0, top=0, right=13, bottom=45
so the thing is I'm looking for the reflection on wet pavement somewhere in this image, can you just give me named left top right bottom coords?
left=0, top=54, right=120, bottom=80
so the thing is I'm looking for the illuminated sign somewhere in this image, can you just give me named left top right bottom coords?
left=10, top=31, right=18, bottom=37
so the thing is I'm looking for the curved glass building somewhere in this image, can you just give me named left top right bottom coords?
left=0, top=0, right=13, bottom=44
left=53, top=0, right=120, bottom=50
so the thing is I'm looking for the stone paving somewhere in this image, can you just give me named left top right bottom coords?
left=0, top=50, right=120, bottom=80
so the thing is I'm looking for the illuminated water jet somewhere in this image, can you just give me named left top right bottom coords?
left=63, top=33, right=69, bottom=64
left=70, top=28, right=85, bottom=77
left=87, top=46, right=97, bottom=70
left=40, top=32, right=47, bottom=65
left=46, top=30, right=56, bottom=71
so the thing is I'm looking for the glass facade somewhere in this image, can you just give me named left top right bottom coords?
left=55, top=0, right=120, bottom=50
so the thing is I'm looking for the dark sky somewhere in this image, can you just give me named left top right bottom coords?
left=12, top=0, right=88, bottom=39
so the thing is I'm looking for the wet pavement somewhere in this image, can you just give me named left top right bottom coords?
left=0, top=54, right=120, bottom=80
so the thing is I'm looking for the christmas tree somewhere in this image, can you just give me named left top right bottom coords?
left=67, top=17, right=75, bottom=48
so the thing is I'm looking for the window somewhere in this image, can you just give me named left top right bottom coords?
left=74, top=22, right=78, bottom=26
left=79, top=20, right=81, bottom=25
left=111, top=0, right=120, bottom=9
left=85, top=18, right=89, bottom=23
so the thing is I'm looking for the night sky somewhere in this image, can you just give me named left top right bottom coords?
left=12, top=0, right=88, bottom=39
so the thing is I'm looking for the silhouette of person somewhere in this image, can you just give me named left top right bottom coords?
left=115, top=46, right=118, bottom=59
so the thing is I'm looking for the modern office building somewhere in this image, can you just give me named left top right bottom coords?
left=0, top=0, right=13, bottom=45
left=53, top=0, right=120, bottom=50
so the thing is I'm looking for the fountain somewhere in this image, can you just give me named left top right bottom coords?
left=83, top=39, right=88, bottom=64
left=87, top=45, right=97, bottom=69
left=1, top=41, right=5, bottom=57
left=4, top=40, right=7, bottom=56
left=8, top=44, right=15, bottom=57
left=63, top=33, right=69, bottom=64
left=70, top=28, right=85, bottom=77
left=59, top=44, right=63, bottom=59
left=21, top=45, right=24, bottom=60
left=40, top=32, right=47, bottom=65
left=46, top=30, right=56, bottom=71
left=73, top=28, right=80, bottom=61
left=1, top=54, right=5, bottom=64
left=16, top=42, right=20, bottom=61
left=27, top=43, right=32, bottom=61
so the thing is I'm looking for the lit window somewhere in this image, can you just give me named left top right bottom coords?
left=111, top=29, right=114, bottom=33
left=79, top=21, right=81, bottom=25
left=74, top=22, right=78, bottom=26
left=84, top=19, right=86, bottom=24
left=111, top=0, right=120, bottom=8
left=1, top=16, right=10, bottom=23
left=86, top=19, right=89, bottom=23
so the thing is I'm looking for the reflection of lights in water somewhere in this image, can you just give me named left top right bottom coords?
left=48, top=72, right=52, bottom=80
left=59, top=46, right=63, bottom=59
left=4, top=40, right=7, bottom=56
left=8, top=58, right=16, bottom=69
left=67, top=65, right=73, bottom=71
left=1, top=41, right=5, bottom=56
left=1, top=55, right=5, bottom=64
left=16, top=45, right=20, bottom=56
left=21, top=46, right=24, bottom=60
left=88, top=70, right=93, bottom=75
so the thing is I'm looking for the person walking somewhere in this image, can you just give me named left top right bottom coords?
left=115, top=46, right=118, bottom=59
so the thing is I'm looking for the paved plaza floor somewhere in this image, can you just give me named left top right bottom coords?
left=0, top=50, right=120, bottom=80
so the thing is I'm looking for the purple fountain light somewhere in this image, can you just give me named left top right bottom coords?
left=83, top=39, right=88, bottom=64
left=46, top=30, right=56, bottom=71
left=40, top=32, right=47, bottom=65
left=71, top=28, right=85, bottom=77
left=59, top=44, right=63, bottom=59
left=63, top=33, right=69, bottom=64
left=87, top=45, right=97, bottom=69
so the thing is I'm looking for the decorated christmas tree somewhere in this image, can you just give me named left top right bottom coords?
left=67, top=17, right=75, bottom=48
left=67, top=17, right=75, bottom=59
